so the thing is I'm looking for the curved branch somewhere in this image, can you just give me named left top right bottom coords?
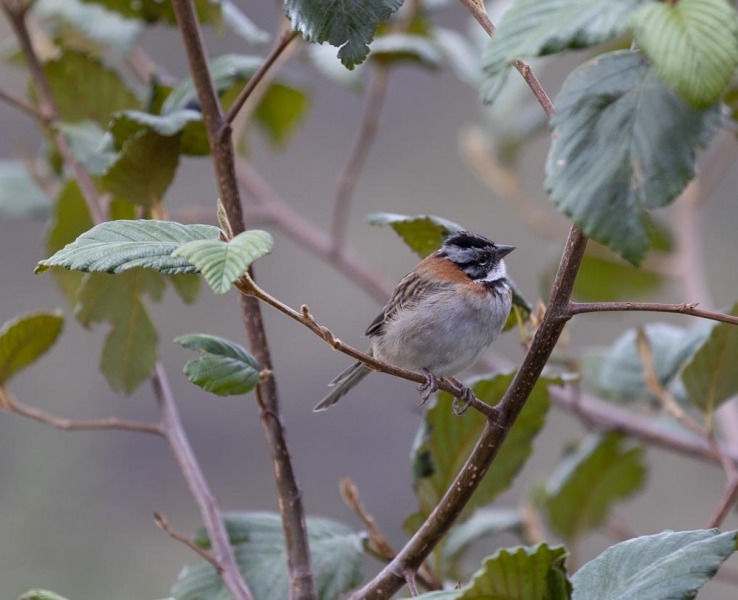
left=568, top=301, right=738, bottom=327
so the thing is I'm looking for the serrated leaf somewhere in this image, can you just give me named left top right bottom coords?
left=571, top=529, right=737, bottom=600
left=306, top=43, right=365, bottom=88
left=630, top=0, right=738, bottom=108
left=101, top=129, right=180, bottom=206
left=36, top=220, right=221, bottom=275
left=55, top=120, right=117, bottom=176
left=174, top=512, right=363, bottom=600
left=34, top=0, right=142, bottom=53
left=544, top=432, right=645, bottom=541
left=175, top=334, right=260, bottom=396
left=545, top=51, right=719, bottom=265
left=0, top=160, right=51, bottom=218
left=368, top=212, right=464, bottom=257
left=45, top=180, right=94, bottom=304
left=481, top=0, right=647, bottom=102
left=39, top=50, right=139, bottom=126
left=370, top=33, right=442, bottom=69
left=172, top=230, right=273, bottom=294
left=682, top=302, right=738, bottom=416
left=459, top=543, right=571, bottom=600
left=441, top=509, right=524, bottom=580
left=406, top=373, right=551, bottom=533
left=76, top=269, right=163, bottom=394
left=18, top=590, right=70, bottom=600
left=592, top=322, right=713, bottom=405
left=78, top=0, right=221, bottom=25
left=284, top=0, right=403, bottom=69
left=0, top=312, right=64, bottom=385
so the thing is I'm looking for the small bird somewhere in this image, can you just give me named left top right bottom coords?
left=314, top=231, right=514, bottom=412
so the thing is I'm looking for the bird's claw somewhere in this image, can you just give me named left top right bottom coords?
left=452, top=386, right=474, bottom=416
left=417, top=368, right=438, bottom=404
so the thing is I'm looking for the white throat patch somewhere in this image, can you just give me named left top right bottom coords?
left=480, top=260, right=507, bottom=283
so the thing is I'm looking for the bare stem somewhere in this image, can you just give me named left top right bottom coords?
left=154, top=512, right=220, bottom=571
left=152, top=364, right=254, bottom=600
left=568, top=301, right=738, bottom=327
left=0, top=84, right=47, bottom=121
left=171, top=2, right=315, bottom=597
left=221, top=29, right=299, bottom=129
left=0, top=388, right=163, bottom=435
left=331, top=64, right=390, bottom=253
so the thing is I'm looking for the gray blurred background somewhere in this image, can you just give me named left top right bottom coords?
left=1, top=2, right=738, bottom=599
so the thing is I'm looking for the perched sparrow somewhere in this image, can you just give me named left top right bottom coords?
left=314, top=231, right=515, bottom=412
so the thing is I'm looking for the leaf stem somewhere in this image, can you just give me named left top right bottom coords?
left=568, top=301, right=738, bottom=327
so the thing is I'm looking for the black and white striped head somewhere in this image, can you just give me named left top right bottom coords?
left=439, top=231, right=515, bottom=283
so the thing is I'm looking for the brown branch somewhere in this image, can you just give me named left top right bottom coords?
left=170, top=2, right=315, bottom=598
left=0, top=388, right=163, bottom=435
left=355, top=227, right=588, bottom=598
left=568, top=301, right=738, bottom=327
left=235, top=278, right=499, bottom=420
left=154, top=512, right=220, bottom=571
left=0, top=84, right=47, bottom=121
left=152, top=364, right=254, bottom=599
left=331, top=64, right=390, bottom=253
left=221, top=29, right=299, bottom=129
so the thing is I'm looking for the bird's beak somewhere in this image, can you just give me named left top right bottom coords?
left=495, top=244, right=516, bottom=258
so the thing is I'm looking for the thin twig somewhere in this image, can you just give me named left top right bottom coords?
left=0, top=85, right=47, bottom=121
left=154, top=512, right=220, bottom=571
left=221, top=29, right=299, bottom=130
left=0, top=388, right=163, bottom=435
left=235, top=277, right=500, bottom=420
left=331, top=64, right=390, bottom=253
left=568, top=301, right=738, bottom=327
left=170, top=2, right=315, bottom=597
left=152, top=363, right=254, bottom=600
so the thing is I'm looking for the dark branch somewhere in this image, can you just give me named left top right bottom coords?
left=568, top=301, right=738, bottom=327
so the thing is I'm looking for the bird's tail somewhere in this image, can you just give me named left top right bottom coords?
left=313, top=361, right=371, bottom=412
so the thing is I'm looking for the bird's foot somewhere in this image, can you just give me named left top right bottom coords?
left=417, top=368, right=439, bottom=404
left=452, top=385, right=475, bottom=416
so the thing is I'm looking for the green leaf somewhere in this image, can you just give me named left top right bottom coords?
left=459, top=543, right=571, bottom=600
left=76, top=269, right=163, bottom=394
left=18, top=590, right=70, bottom=600
left=368, top=212, right=464, bottom=258
left=0, top=312, right=64, bottom=386
left=592, top=323, right=711, bottom=405
left=172, top=230, right=273, bottom=294
left=78, top=0, right=221, bottom=25
left=544, top=433, right=646, bottom=542
left=545, top=51, right=719, bottom=265
left=101, top=129, right=181, bottom=206
left=40, top=50, right=139, bottom=126
left=571, top=529, right=737, bottom=600
left=174, top=512, right=363, bottom=600
left=251, top=82, right=310, bottom=147
left=167, top=274, right=201, bottom=305
left=34, top=0, right=142, bottom=53
left=441, top=509, right=524, bottom=580
left=682, top=302, right=738, bottom=415
left=406, top=373, right=551, bottom=533
left=36, top=220, right=221, bottom=275
left=110, top=108, right=207, bottom=157
left=175, top=334, right=260, bottom=396
left=284, top=0, right=403, bottom=69
left=481, top=0, right=648, bottom=102
left=0, top=160, right=51, bottom=218
left=370, top=33, right=442, bottom=69
left=55, top=121, right=117, bottom=176
left=45, top=180, right=94, bottom=305
left=630, top=0, right=738, bottom=108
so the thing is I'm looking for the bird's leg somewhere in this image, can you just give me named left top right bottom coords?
left=449, top=376, right=474, bottom=416
left=417, top=368, right=439, bottom=404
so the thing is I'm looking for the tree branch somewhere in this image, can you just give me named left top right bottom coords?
left=170, top=2, right=315, bottom=597
left=568, top=301, right=738, bottom=327
left=0, top=84, right=47, bottom=121
left=331, top=64, right=390, bottom=253
left=0, top=388, right=163, bottom=435
left=152, top=364, right=254, bottom=600
left=154, top=512, right=220, bottom=571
